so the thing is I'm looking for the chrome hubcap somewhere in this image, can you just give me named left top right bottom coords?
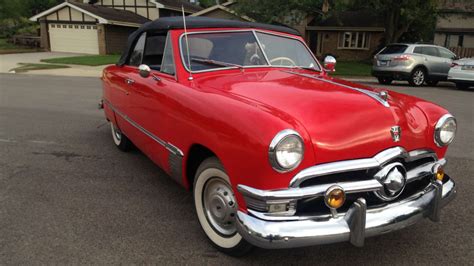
left=413, top=70, right=424, bottom=85
left=203, top=178, right=237, bottom=236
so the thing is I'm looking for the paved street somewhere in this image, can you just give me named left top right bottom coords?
left=0, top=74, right=473, bottom=264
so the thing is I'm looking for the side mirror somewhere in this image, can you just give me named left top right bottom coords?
left=324, top=56, right=336, bottom=72
left=138, top=64, right=151, bottom=78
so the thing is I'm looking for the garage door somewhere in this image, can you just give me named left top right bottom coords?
left=49, top=24, right=99, bottom=54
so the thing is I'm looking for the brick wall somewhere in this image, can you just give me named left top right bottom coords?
left=39, top=20, right=50, bottom=50
left=316, top=31, right=385, bottom=61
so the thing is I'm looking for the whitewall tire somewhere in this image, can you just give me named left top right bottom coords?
left=193, top=157, right=252, bottom=256
left=110, top=123, right=132, bottom=151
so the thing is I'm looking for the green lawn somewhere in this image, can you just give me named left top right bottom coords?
left=330, top=61, right=373, bottom=77
left=41, top=54, right=121, bottom=66
left=0, top=38, right=40, bottom=54
left=10, top=63, right=70, bottom=73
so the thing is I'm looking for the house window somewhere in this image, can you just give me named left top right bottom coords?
left=93, top=26, right=97, bottom=30
left=62, top=25, right=67, bottom=28
left=74, top=25, right=79, bottom=29
left=68, top=25, right=73, bottom=28
left=87, top=26, right=91, bottom=29
left=51, top=24, right=55, bottom=28
left=338, top=32, right=370, bottom=49
left=81, top=25, right=85, bottom=29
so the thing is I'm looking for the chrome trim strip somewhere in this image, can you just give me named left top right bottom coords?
left=406, top=158, right=446, bottom=182
left=290, top=147, right=408, bottom=188
left=238, top=179, right=383, bottom=202
left=236, top=179, right=456, bottom=249
left=103, top=99, right=184, bottom=157
left=283, top=71, right=390, bottom=108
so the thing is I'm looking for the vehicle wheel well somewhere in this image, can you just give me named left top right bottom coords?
left=186, top=144, right=217, bottom=190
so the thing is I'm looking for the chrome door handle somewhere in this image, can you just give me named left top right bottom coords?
left=125, top=78, right=135, bottom=85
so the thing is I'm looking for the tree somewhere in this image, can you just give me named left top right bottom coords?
left=234, top=0, right=439, bottom=44
left=235, top=0, right=325, bottom=24
left=346, top=0, right=439, bottom=44
left=199, top=0, right=218, bottom=8
left=0, top=0, right=62, bottom=20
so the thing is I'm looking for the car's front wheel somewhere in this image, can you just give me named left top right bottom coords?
left=110, top=123, right=132, bottom=151
left=377, top=77, right=393, bottom=85
left=193, top=157, right=253, bottom=256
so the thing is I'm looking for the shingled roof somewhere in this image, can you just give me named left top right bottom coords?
left=310, top=11, right=385, bottom=29
left=70, top=2, right=150, bottom=25
left=156, top=0, right=203, bottom=13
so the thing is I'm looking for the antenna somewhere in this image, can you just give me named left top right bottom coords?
left=182, top=6, right=193, bottom=81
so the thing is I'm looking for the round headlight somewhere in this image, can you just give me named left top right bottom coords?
left=434, top=114, right=457, bottom=147
left=269, top=129, right=304, bottom=172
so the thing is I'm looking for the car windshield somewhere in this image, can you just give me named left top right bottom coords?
left=181, top=31, right=320, bottom=72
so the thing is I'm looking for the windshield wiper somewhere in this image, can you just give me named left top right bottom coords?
left=191, top=58, right=244, bottom=70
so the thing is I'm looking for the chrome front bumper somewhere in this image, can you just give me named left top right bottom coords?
left=236, top=178, right=456, bottom=249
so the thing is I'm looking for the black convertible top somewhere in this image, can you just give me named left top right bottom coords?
left=117, top=17, right=300, bottom=66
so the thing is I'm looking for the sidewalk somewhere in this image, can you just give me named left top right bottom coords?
left=0, top=52, right=104, bottom=77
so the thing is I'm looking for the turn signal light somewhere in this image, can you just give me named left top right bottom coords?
left=436, top=167, right=445, bottom=182
left=325, top=186, right=346, bottom=209
left=432, top=164, right=445, bottom=182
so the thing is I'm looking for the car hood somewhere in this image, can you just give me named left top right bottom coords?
left=194, top=69, right=432, bottom=163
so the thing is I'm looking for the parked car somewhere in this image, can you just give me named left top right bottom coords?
left=448, top=58, right=474, bottom=89
left=101, top=17, right=457, bottom=256
left=372, top=43, right=458, bottom=86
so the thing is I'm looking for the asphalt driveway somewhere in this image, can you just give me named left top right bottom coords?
left=0, top=74, right=473, bottom=264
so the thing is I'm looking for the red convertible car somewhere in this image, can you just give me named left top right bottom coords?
left=101, top=17, right=457, bottom=255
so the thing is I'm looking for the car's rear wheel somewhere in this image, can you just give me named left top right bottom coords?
left=110, top=123, right=132, bottom=151
left=409, top=68, right=426, bottom=86
left=377, top=77, right=393, bottom=85
left=426, top=80, right=438, bottom=86
left=193, top=157, right=253, bottom=256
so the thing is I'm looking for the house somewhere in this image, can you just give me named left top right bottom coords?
left=306, top=11, right=385, bottom=60
left=433, top=1, right=474, bottom=57
left=30, top=0, right=202, bottom=55
left=190, top=1, right=253, bottom=21
left=193, top=3, right=385, bottom=61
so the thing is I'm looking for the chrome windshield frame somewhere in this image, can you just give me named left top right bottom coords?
left=178, top=29, right=322, bottom=74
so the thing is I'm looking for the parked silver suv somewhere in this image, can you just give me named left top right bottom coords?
left=372, top=43, right=458, bottom=86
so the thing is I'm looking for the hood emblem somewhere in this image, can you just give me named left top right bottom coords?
left=390, top=126, right=401, bottom=142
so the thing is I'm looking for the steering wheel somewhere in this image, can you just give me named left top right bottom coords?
left=270, top=57, right=297, bottom=67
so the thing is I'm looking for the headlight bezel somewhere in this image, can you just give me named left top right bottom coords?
left=269, top=129, right=304, bottom=173
left=434, top=114, right=457, bottom=147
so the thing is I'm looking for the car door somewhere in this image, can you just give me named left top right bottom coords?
left=421, top=46, right=445, bottom=77
left=107, top=32, right=146, bottom=131
left=126, top=32, right=179, bottom=168
left=437, top=47, right=456, bottom=77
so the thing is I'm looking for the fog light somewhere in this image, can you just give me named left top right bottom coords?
left=325, top=186, right=346, bottom=209
left=432, top=164, right=445, bottom=182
